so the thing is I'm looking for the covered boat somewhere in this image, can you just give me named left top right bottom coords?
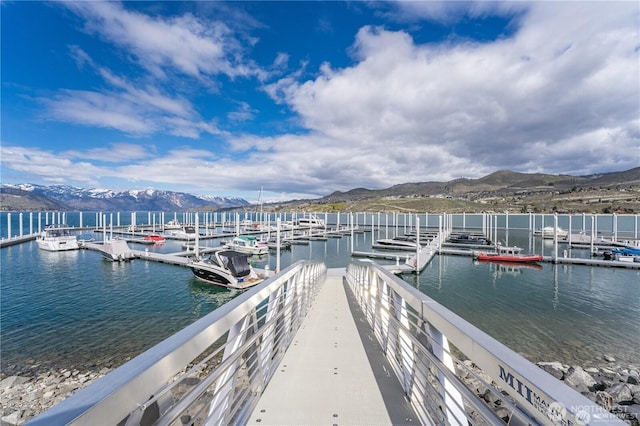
left=99, top=238, right=135, bottom=262
left=189, top=250, right=264, bottom=289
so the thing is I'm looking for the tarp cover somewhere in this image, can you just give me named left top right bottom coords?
left=220, top=251, right=252, bottom=277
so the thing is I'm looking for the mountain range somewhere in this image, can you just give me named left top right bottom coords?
left=1, top=167, right=638, bottom=212
left=0, top=184, right=249, bottom=211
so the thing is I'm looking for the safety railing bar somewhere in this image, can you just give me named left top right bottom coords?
left=347, top=266, right=508, bottom=426
left=146, top=292, right=292, bottom=418
left=453, top=360, right=535, bottom=426
left=348, top=261, right=622, bottom=425
left=393, top=332, right=485, bottom=426
left=151, top=286, right=302, bottom=417
left=29, top=261, right=321, bottom=426
left=404, top=364, right=448, bottom=425
left=221, top=376, right=254, bottom=425
left=155, top=266, right=323, bottom=426
left=156, top=324, right=279, bottom=425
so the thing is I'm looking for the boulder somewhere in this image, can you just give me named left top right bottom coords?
left=631, top=385, right=640, bottom=404
left=0, top=376, right=29, bottom=391
left=1, top=410, right=23, bottom=426
left=564, top=366, right=597, bottom=393
left=609, top=383, right=634, bottom=404
left=538, top=361, right=566, bottom=380
left=595, top=390, right=614, bottom=410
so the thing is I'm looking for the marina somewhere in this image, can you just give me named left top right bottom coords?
left=1, top=211, right=639, bottom=424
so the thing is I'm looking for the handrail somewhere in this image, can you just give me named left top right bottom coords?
left=28, top=261, right=327, bottom=426
left=345, top=260, right=624, bottom=426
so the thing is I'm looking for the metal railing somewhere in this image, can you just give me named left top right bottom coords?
left=28, top=261, right=326, bottom=426
left=346, top=260, right=625, bottom=426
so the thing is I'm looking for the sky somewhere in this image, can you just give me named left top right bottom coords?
left=1, top=1, right=639, bottom=203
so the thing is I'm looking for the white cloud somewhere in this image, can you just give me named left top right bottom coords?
left=6, top=2, right=639, bottom=199
left=65, top=2, right=258, bottom=80
left=257, top=1, right=639, bottom=192
left=1, top=146, right=105, bottom=186
left=42, top=61, right=224, bottom=138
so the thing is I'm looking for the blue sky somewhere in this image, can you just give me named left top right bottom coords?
left=2, top=1, right=639, bottom=203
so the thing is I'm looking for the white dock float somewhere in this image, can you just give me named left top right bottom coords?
left=247, top=269, right=414, bottom=425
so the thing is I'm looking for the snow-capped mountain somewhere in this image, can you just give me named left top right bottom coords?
left=0, top=184, right=249, bottom=211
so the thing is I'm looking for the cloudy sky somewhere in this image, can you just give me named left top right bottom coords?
left=2, top=1, right=638, bottom=202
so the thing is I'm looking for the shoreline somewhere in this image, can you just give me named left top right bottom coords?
left=2, top=356, right=639, bottom=425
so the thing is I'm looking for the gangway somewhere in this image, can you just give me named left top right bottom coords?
left=28, top=261, right=623, bottom=426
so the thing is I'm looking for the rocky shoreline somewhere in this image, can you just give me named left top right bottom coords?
left=535, top=359, right=640, bottom=425
left=1, top=355, right=639, bottom=425
left=456, top=354, right=640, bottom=426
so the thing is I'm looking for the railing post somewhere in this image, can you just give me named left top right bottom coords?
left=426, top=323, right=466, bottom=425
left=207, top=314, right=254, bottom=425
left=258, top=286, right=283, bottom=391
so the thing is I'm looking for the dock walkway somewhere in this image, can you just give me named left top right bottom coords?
left=247, top=268, right=416, bottom=425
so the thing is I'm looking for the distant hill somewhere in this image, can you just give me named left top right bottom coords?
left=321, top=168, right=640, bottom=203
left=0, top=184, right=249, bottom=212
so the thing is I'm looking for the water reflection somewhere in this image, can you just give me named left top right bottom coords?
left=188, top=279, right=240, bottom=317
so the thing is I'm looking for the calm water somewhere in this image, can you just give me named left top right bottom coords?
left=1, top=213, right=639, bottom=376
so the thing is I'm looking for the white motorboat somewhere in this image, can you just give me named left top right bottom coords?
left=36, top=224, right=79, bottom=251
left=164, top=219, right=182, bottom=230
left=223, top=235, right=269, bottom=255
left=168, top=225, right=198, bottom=239
left=296, top=214, right=325, bottom=228
left=373, top=237, right=419, bottom=251
left=189, top=250, right=264, bottom=289
left=535, top=226, right=568, bottom=239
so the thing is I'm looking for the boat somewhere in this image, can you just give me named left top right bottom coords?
left=144, top=234, right=166, bottom=244
left=448, top=233, right=490, bottom=245
left=265, top=237, right=292, bottom=251
left=296, top=215, right=325, bottom=228
left=476, top=259, right=543, bottom=271
left=36, top=224, right=80, bottom=251
left=606, top=247, right=640, bottom=262
left=223, top=235, right=269, bottom=255
left=535, top=226, right=568, bottom=239
left=374, top=237, right=419, bottom=251
left=474, top=245, right=543, bottom=263
left=98, top=238, right=135, bottom=262
left=164, top=219, right=182, bottom=230
left=168, top=225, right=198, bottom=239
left=189, top=250, right=265, bottom=289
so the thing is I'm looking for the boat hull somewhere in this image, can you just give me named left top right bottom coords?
left=37, top=239, right=79, bottom=251
left=476, top=253, right=543, bottom=263
left=189, top=264, right=263, bottom=290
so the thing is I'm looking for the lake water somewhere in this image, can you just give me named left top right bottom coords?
left=1, top=212, right=639, bottom=376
